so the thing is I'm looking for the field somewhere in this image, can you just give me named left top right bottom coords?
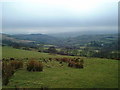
left=2, top=46, right=119, bottom=88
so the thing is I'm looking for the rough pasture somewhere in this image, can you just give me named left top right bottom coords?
left=2, top=46, right=119, bottom=88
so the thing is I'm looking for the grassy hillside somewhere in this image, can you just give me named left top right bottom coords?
left=2, top=46, right=119, bottom=88
left=2, top=46, right=70, bottom=59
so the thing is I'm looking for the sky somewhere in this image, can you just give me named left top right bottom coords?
left=0, top=0, right=119, bottom=34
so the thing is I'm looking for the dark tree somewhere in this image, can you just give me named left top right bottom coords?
left=47, top=46, right=57, bottom=54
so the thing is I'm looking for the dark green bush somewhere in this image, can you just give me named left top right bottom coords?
left=27, top=60, right=43, bottom=72
left=10, top=60, right=23, bottom=69
left=68, top=58, right=84, bottom=69
left=75, top=62, right=83, bottom=68
left=2, top=61, right=14, bottom=85
left=2, top=60, right=23, bottom=85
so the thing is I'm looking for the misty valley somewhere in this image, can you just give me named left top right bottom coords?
left=1, top=0, right=119, bottom=89
left=1, top=32, right=119, bottom=88
left=1, top=33, right=119, bottom=60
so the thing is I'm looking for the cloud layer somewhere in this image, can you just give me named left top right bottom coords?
left=1, top=0, right=118, bottom=34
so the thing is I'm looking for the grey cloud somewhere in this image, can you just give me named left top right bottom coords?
left=1, top=1, right=118, bottom=34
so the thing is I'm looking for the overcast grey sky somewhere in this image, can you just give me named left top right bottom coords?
left=0, top=0, right=119, bottom=34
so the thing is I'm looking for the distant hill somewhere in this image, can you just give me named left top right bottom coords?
left=1, top=33, right=118, bottom=48
left=2, top=34, right=33, bottom=43
left=50, top=34, right=118, bottom=47
left=1, top=34, right=34, bottom=43
left=1, top=33, right=35, bottom=47
left=69, top=34, right=118, bottom=45
left=49, top=30, right=118, bottom=38
left=12, top=34, right=59, bottom=45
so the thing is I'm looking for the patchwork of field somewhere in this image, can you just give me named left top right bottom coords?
left=2, top=46, right=119, bottom=88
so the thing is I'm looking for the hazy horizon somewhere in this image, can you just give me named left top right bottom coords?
left=0, top=0, right=119, bottom=34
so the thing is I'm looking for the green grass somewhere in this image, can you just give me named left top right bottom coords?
left=2, top=46, right=71, bottom=59
left=2, top=46, right=119, bottom=88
